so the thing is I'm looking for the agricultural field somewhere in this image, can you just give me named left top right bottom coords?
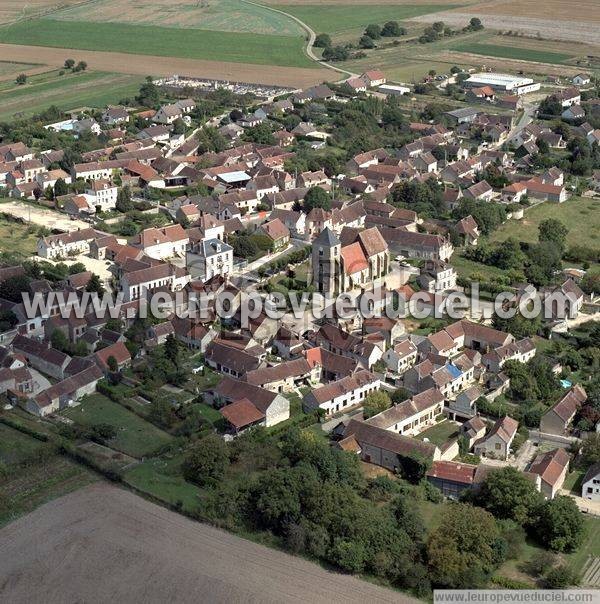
left=449, top=42, right=574, bottom=65
left=48, top=0, right=304, bottom=35
left=0, top=60, right=39, bottom=79
left=0, top=69, right=143, bottom=121
left=271, top=3, right=460, bottom=35
left=63, top=394, right=173, bottom=458
left=0, top=0, right=82, bottom=25
left=488, top=197, right=600, bottom=249
left=0, top=19, right=313, bottom=68
left=0, top=423, right=46, bottom=466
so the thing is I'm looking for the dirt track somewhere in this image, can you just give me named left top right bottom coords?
left=0, top=44, right=332, bottom=87
left=0, top=483, right=413, bottom=604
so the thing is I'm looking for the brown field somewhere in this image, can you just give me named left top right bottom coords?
left=0, top=0, right=82, bottom=24
left=464, top=0, right=600, bottom=23
left=0, top=483, right=410, bottom=604
left=0, top=44, right=332, bottom=87
left=262, top=0, right=478, bottom=4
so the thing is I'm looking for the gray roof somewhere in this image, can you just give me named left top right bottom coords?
left=313, top=226, right=340, bottom=247
left=202, top=238, right=233, bottom=258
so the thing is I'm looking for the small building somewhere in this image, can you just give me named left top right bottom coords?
left=581, top=462, right=600, bottom=502
left=528, top=447, right=570, bottom=499
left=540, top=385, right=587, bottom=435
left=572, top=74, right=591, bottom=87
left=426, top=460, right=478, bottom=499
left=474, top=415, right=518, bottom=461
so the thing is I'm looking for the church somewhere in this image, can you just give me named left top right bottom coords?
left=312, top=226, right=389, bottom=294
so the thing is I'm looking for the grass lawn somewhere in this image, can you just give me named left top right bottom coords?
left=567, top=516, right=600, bottom=572
left=450, top=42, right=573, bottom=65
left=416, top=420, right=458, bottom=447
left=275, top=4, right=460, bottom=35
left=0, top=19, right=314, bottom=68
left=563, top=469, right=585, bottom=494
left=124, top=455, right=202, bottom=513
left=420, top=500, right=447, bottom=534
left=0, top=213, right=41, bottom=257
left=0, top=70, right=143, bottom=120
left=0, top=423, right=46, bottom=465
left=63, top=394, right=173, bottom=458
left=488, top=197, right=600, bottom=248
left=194, top=402, right=223, bottom=423
left=449, top=251, right=506, bottom=282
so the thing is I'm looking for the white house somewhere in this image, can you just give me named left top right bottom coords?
left=130, top=225, right=189, bottom=260
left=84, top=179, right=118, bottom=211
left=572, top=74, right=591, bottom=86
left=582, top=463, right=600, bottom=502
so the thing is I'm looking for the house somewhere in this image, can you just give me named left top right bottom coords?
left=268, top=209, right=305, bottom=238
left=539, top=385, right=587, bottom=435
left=383, top=339, right=418, bottom=375
left=379, top=229, right=453, bottom=261
left=445, top=107, right=479, bottom=125
left=572, top=74, right=591, bottom=86
left=467, top=86, right=496, bottom=102
left=313, top=322, right=383, bottom=369
left=171, top=317, right=215, bottom=351
left=474, top=415, right=518, bottom=460
left=464, top=180, right=493, bottom=202
left=455, top=215, right=480, bottom=246
left=93, top=341, right=131, bottom=372
left=129, top=225, right=189, bottom=260
left=418, top=260, right=457, bottom=293
left=427, top=460, right=478, bottom=499
left=205, top=339, right=264, bottom=378
left=483, top=338, right=536, bottom=373
left=194, top=238, right=234, bottom=280
left=303, top=369, right=380, bottom=416
left=460, top=416, right=487, bottom=448
left=448, top=386, right=481, bottom=420
left=153, top=99, right=195, bottom=124
left=73, top=118, right=101, bottom=136
left=365, top=388, right=444, bottom=436
left=119, top=263, right=190, bottom=301
left=581, top=463, right=600, bottom=502
left=208, top=375, right=289, bottom=428
left=561, top=105, right=586, bottom=121
left=361, top=70, right=386, bottom=87
left=444, top=319, right=514, bottom=352
left=339, top=419, right=441, bottom=472
left=501, top=182, right=528, bottom=204
left=554, top=87, right=581, bottom=108
left=84, top=179, right=118, bottom=211
left=25, top=365, right=102, bottom=416
left=259, top=218, right=290, bottom=251
left=37, top=228, right=98, bottom=259
left=243, top=358, right=318, bottom=393
left=303, top=346, right=360, bottom=382
left=528, top=447, right=570, bottom=499
left=344, top=77, right=368, bottom=93
left=102, top=107, right=130, bottom=125
left=524, top=178, right=568, bottom=203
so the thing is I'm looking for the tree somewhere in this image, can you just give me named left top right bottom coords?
left=164, top=333, right=180, bottom=367
left=581, top=433, right=600, bottom=466
left=172, top=117, right=187, bottom=135
left=469, top=17, right=483, bottom=30
left=303, top=186, right=331, bottom=212
left=15, top=73, right=27, bottom=85
left=181, top=434, right=229, bottom=486
left=86, top=273, right=105, bottom=295
left=322, top=45, right=350, bottom=62
left=116, top=186, right=134, bottom=213
left=535, top=496, right=584, bottom=552
left=329, top=539, right=367, bottom=573
left=363, top=391, right=391, bottom=419
left=538, top=218, right=568, bottom=253
left=50, top=329, right=70, bottom=353
left=545, top=564, right=579, bottom=588
left=365, top=24, right=382, bottom=39
left=54, top=178, right=68, bottom=197
left=381, top=21, right=403, bottom=37
left=580, top=268, right=600, bottom=295
left=148, top=398, right=177, bottom=429
left=243, top=122, right=275, bottom=145
left=106, top=355, right=118, bottom=372
left=74, top=61, right=88, bottom=72
left=473, top=467, right=543, bottom=526
left=427, top=503, right=502, bottom=588
left=359, top=35, right=375, bottom=49
left=314, top=33, right=332, bottom=48
left=64, top=58, right=75, bottom=69
left=137, top=78, right=160, bottom=107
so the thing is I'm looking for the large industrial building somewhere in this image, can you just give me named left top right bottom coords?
left=464, top=73, right=540, bottom=95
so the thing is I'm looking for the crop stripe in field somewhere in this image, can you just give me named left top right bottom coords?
left=449, top=42, right=573, bottom=65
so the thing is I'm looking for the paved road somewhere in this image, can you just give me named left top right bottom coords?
left=0, top=483, right=411, bottom=604
left=241, top=0, right=358, bottom=79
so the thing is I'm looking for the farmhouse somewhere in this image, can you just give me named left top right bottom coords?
left=539, top=385, right=587, bottom=435
left=474, top=416, right=518, bottom=461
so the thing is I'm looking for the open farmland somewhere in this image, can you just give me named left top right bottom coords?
left=271, top=3, right=461, bottom=35
left=0, top=0, right=82, bottom=25
left=48, top=0, right=303, bottom=35
left=449, top=42, right=573, bottom=65
left=0, top=60, right=39, bottom=79
left=0, top=19, right=314, bottom=68
left=0, top=69, right=143, bottom=120
left=0, top=483, right=408, bottom=603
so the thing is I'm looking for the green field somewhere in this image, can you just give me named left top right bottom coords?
left=0, top=70, right=143, bottom=120
left=0, top=423, right=46, bottom=466
left=0, top=61, right=39, bottom=77
left=274, top=4, right=459, bottom=35
left=450, top=42, right=573, bottom=65
left=48, top=0, right=304, bottom=36
left=0, top=213, right=41, bottom=257
left=489, top=197, right=600, bottom=248
left=63, top=394, right=173, bottom=458
left=124, top=456, right=202, bottom=512
left=0, top=19, right=314, bottom=68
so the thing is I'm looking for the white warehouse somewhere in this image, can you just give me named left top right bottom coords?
left=464, top=72, right=540, bottom=95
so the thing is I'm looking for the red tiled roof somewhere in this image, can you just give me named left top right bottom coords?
left=427, top=460, right=477, bottom=485
left=220, top=398, right=265, bottom=429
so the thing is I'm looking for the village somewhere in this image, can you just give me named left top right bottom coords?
left=1, top=62, right=600, bottom=594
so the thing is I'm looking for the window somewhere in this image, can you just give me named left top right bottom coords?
left=495, top=443, right=501, bottom=450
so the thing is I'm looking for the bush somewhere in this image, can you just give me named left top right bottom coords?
left=545, top=564, right=579, bottom=589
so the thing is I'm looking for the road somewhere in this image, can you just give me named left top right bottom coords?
left=0, top=483, right=411, bottom=604
left=505, top=100, right=538, bottom=145
left=241, top=0, right=358, bottom=79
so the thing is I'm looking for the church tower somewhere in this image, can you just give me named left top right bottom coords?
left=312, top=227, right=341, bottom=295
